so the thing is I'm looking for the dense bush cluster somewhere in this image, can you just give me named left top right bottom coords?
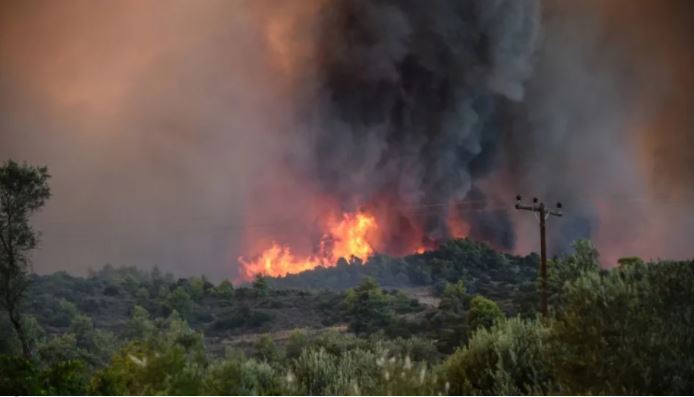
left=1, top=240, right=693, bottom=395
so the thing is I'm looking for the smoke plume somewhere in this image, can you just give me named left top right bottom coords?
left=1, top=0, right=693, bottom=279
left=265, top=0, right=541, bottom=254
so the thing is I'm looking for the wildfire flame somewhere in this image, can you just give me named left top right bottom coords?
left=238, top=211, right=378, bottom=280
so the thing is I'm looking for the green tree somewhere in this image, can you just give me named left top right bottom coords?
left=41, top=360, right=90, bottom=395
left=547, top=239, right=600, bottom=310
left=285, top=329, right=309, bottom=360
left=166, top=286, right=193, bottom=318
left=0, top=354, right=43, bottom=394
left=0, top=160, right=50, bottom=357
left=254, top=335, right=282, bottom=363
left=126, top=305, right=155, bottom=340
left=439, top=279, right=467, bottom=313
left=467, top=295, right=504, bottom=331
left=188, top=276, right=205, bottom=301
left=549, top=260, right=694, bottom=394
left=434, top=279, right=468, bottom=352
left=0, top=354, right=89, bottom=395
left=90, top=312, right=207, bottom=395
left=343, top=277, right=392, bottom=335
left=252, top=274, right=269, bottom=297
left=213, top=279, right=234, bottom=299
left=202, top=352, right=280, bottom=395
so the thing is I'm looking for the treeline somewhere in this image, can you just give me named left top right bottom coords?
left=2, top=240, right=694, bottom=394
left=271, top=239, right=539, bottom=296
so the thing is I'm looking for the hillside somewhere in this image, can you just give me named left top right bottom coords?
left=6, top=238, right=537, bottom=356
left=269, top=238, right=540, bottom=306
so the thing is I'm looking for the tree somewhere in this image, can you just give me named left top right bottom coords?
left=188, top=276, right=206, bottom=301
left=343, top=277, right=392, bottom=335
left=166, top=286, right=193, bottom=318
left=547, top=239, right=600, bottom=310
left=549, top=260, right=694, bottom=394
left=467, top=295, right=504, bottom=331
left=443, top=317, right=554, bottom=395
left=213, top=279, right=234, bottom=299
left=0, top=160, right=50, bottom=357
left=126, top=305, right=155, bottom=340
left=254, top=335, right=281, bottom=362
left=435, top=279, right=469, bottom=352
left=90, top=312, right=207, bottom=395
left=252, top=274, right=269, bottom=297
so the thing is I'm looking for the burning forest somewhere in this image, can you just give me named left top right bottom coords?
left=237, top=0, right=538, bottom=279
left=3, top=1, right=694, bottom=396
left=1, top=0, right=694, bottom=280
left=234, top=0, right=694, bottom=281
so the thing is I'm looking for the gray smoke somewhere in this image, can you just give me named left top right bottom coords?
left=288, top=0, right=541, bottom=251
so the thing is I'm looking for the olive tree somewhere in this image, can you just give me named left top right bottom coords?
left=0, top=160, right=50, bottom=357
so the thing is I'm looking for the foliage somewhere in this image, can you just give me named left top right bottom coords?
left=467, top=295, right=504, bottom=331
left=344, top=277, right=393, bottom=335
left=188, top=276, right=206, bottom=301
left=90, top=312, right=207, bottom=395
left=166, top=286, right=193, bottom=318
left=252, top=274, right=270, bottom=297
left=37, top=312, right=117, bottom=369
left=125, top=305, right=156, bottom=340
left=0, top=354, right=43, bottom=394
left=0, top=355, right=89, bottom=395
left=202, top=352, right=280, bottom=395
left=212, top=279, right=234, bottom=299
left=254, top=334, right=282, bottom=363
left=549, top=260, right=694, bottom=394
left=432, top=279, right=469, bottom=352
left=443, top=317, right=554, bottom=395
left=285, top=329, right=309, bottom=360
left=4, top=239, right=694, bottom=395
left=0, top=160, right=51, bottom=357
left=547, top=239, right=600, bottom=309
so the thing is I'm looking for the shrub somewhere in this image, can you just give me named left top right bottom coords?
left=344, top=277, right=393, bottom=335
left=549, top=260, right=694, bottom=394
left=443, top=317, right=554, bottom=395
left=467, top=295, right=504, bottom=331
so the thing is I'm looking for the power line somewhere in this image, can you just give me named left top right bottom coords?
left=515, top=195, right=563, bottom=317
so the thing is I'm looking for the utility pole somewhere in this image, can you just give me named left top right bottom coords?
left=515, top=195, right=563, bottom=317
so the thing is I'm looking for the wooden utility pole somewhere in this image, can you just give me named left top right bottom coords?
left=515, top=196, right=562, bottom=317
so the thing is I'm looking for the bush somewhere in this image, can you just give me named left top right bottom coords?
left=203, top=354, right=280, bottom=395
left=344, top=277, right=393, bottom=335
left=467, top=295, right=504, bottom=331
left=90, top=313, right=207, bottom=395
left=290, top=347, right=359, bottom=395
left=0, top=355, right=89, bottom=395
left=165, top=287, right=193, bottom=318
left=212, top=280, right=234, bottom=299
left=0, top=355, right=43, bottom=395
left=443, top=317, right=554, bottom=395
left=549, top=260, right=694, bottom=394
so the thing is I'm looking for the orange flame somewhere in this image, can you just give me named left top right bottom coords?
left=238, top=211, right=378, bottom=280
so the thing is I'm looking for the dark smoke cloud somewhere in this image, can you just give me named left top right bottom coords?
left=288, top=0, right=540, bottom=250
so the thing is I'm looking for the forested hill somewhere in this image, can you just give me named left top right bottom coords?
left=3, top=238, right=694, bottom=394
left=269, top=238, right=539, bottom=298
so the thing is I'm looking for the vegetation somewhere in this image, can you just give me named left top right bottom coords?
left=0, top=169, right=690, bottom=396
left=0, top=160, right=51, bottom=358
left=0, top=238, right=692, bottom=395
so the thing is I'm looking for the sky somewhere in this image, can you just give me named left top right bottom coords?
left=1, top=0, right=693, bottom=280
